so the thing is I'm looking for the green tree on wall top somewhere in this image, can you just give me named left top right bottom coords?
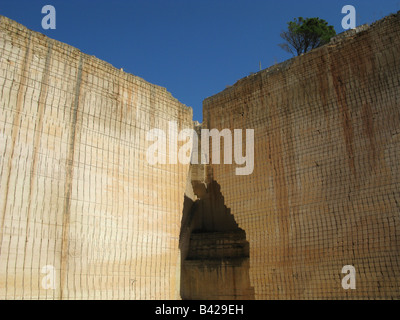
left=279, top=17, right=336, bottom=56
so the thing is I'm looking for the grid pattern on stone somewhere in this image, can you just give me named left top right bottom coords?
left=203, top=13, right=400, bottom=300
left=0, top=15, right=192, bottom=300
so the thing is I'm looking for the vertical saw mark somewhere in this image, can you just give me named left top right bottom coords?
left=21, top=40, right=53, bottom=298
left=0, top=31, right=33, bottom=259
left=59, top=53, right=84, bottom=299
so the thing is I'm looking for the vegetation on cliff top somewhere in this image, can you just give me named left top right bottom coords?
left=279, top=17, right=336, bottom=56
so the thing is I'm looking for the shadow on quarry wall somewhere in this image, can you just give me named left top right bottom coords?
left=179, top=179, right=255, bottom=300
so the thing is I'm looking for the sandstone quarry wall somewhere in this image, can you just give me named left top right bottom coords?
left=0, top=16, right=193, bottom=299
left=1, top=11, right=400, bottom=301
left=203, top=13, right=400, bottom=299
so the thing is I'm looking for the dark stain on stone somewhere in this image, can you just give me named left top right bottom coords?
left=60, top=53, right=84, bottom=299
left=0, top=31, right=33, bottom=258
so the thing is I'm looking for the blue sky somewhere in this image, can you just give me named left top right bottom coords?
left=1, top=0, right=399, bottom=122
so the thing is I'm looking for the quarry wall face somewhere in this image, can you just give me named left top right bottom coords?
left=1, top=11, right=400, bottom=301
left=203, top=13, right=400, bottom=299
left=0, top=15, right=193, bottom=299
